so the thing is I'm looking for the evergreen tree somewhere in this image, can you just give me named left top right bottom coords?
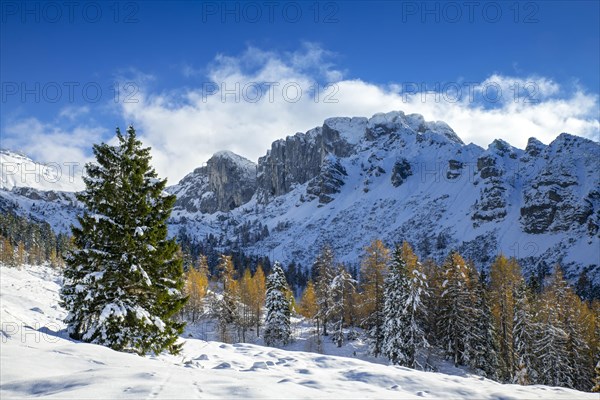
left=330, top=265, right=356, bottom=347
left=264, top=261, right=291, bottom=346
left=402, top=243, right=429, bottom=369
left=535, top=266, right=574, bottom=388
left=382, top=244, right=411, bottom=366
left=512, top=279, right=537, bottom=385
left=313, top=244, right=336, bottom=336
left=438, top=251, right=474, bottom=367
left=564, top=291, right=594, bottom=391
left=215, top=255, right=238, bottom=342
left=60, top=126, right=186, bottom=355
left=469, top=266, right=499, bottom=379
left=421, top=258, right=443, bottom=350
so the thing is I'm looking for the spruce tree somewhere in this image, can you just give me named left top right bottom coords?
left=215, top=255, right=238, bottom=342
left=535, top=267, right=574, bottom=388
left=512, top=279, right=537, bottom=385
left=438, top=251, right=474, bottom=367
left=330, top=265, right=356, bottom=347
left=313, top=244, right=336, bottom=336
left=382, top=244, right=411, bottom=366
left=60, top=126, right=186, bottom=355
left=469, top=267, right=499, bottom=379
left=402, top=242, right=429, bottom=369
left=264, top=261, right=291, bottom=346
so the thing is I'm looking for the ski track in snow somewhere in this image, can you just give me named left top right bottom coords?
left=0, top=264, right=596, bottom=399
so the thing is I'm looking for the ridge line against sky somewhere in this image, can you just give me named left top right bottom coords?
left=1, top=1, right=598, bottom=182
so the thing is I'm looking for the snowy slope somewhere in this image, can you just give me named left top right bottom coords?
left=0, top=149, right=84, bottom=192
left=0, top=264, right=595, bottom=399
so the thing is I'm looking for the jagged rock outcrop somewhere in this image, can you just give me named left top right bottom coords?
left=471, top=140, right=516, bottom=224
left=256, top=117, right=366, bottom=203
left=446, top=160, right=463, bottom=180
left=391, top=158, right=412, bottom=187
left=169, top=151, right=256, bottom=214
left=524, top=137, right=546, bottom=159
left=520, top=134, right=599, bottom=234
left=306, top=154, right=347, bottom=204
left=256, top=128, right=323, bottom=203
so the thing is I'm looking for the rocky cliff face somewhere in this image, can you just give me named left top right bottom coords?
left=520, top=134, right=599, bottom=235
left=471, top=140, right=516, bottom=225
left=256, top=117, right=365, bottom=203
left=168, top=151, right=256, bottom=214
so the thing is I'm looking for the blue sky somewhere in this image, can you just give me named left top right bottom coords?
left=1, top=0, right=599, bottom=181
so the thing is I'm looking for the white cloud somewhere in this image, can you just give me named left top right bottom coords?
left=3, top=117, right=102, bottom=171
left=58, top=106, right=90, bottom=121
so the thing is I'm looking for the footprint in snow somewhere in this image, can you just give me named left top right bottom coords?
left=296, top=368, right=311, bottom=374
left=250, top=361, right=269, bottom=370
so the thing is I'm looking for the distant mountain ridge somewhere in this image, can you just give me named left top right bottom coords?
left=1, top=111, right=599, bottom=283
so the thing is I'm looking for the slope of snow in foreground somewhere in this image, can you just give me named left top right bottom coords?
left=0, top=265, right=594, bottom=399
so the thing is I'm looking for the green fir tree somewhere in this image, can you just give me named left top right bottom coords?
left=60, top=126, right=186, bottom=355
left=264, top=261, right=291, bottom=346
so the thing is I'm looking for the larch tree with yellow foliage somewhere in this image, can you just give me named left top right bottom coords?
left=299, top=280, right=321, bottom=350
left=250, top=265, right=266, bottom=338
left=237, top=268, right=254, bottom=342
left=183, top=255, right=209, bottom=323
left=489, top=254, right=522, bottom=381
left=359, top=239, right=390, bottom=357
left=299, top=280, right=318, bottom=320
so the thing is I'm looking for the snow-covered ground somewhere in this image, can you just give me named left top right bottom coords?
left=0, top=264, right=595, bottom=399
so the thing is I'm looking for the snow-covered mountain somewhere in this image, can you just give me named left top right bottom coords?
left=0, top=149, right=84, bottom=192
left=1, top=111, right=599, bottom=282
left=168, top=111, right=600, bottom=282
left=1, top=263, right=595, bottom=399
left=0, top=149, right=81, bottom=232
